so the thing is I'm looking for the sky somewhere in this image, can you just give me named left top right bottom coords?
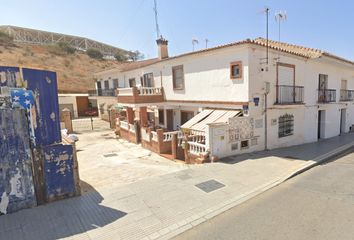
left=1, top=0, right=354, bottom=60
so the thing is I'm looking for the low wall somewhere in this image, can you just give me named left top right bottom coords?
left=120, top=127, right=138, bottom=144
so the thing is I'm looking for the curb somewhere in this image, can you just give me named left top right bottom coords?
left=156, top=141, right=354, bottom=240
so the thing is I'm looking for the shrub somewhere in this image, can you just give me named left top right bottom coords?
left=86, top=48, right=103, bottom=59
left=0, top=32, right=15, bottom=47
left=114, top=50, right=128, bottom=62
left=57, top=42, right=76, bottom=54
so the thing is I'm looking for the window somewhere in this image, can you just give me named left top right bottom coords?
left=158, top=109, right=164, bottom=125
left=142, top=73, right=154, bottom=87
left=113, top=79, right=118, bottom=89
left=104, top=80, right=109, bottom=89
left=278, top=114, right=294, bottom=138
left=172, top=65, right=184, bottom=90
left=230, top=61, right=242, bottom=79
left=129, top=78, right=136, bottom=87
left=181, top=111, right=194, bottom=125
left=241, top=140, right=249, bottom=149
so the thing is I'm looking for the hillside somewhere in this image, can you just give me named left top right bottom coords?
left=0, top=42, right=123, bottom=94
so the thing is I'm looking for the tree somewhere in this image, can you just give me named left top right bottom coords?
left=114, top=50, right=128, bottom=62
left=86, top=48, right=103, bottom=59
left=57, top=42, right=76, bottom=54
left=127, top=50, right=144, bottom=62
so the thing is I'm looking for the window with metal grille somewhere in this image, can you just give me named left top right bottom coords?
left=278, top=114, right=294, bottom=138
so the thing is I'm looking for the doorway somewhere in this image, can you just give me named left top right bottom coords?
left=318, top=110, right=325, bottom=139
left=340, top=109, right=347, bottom=134
left=166, top=110, right=174, bottom=130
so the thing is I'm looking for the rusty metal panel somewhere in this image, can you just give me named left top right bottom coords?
left=22, top=68, right=61, bottom=146
left=0, top=109, right=37, bottom=215
left=43, top=144, right=75, bottom=201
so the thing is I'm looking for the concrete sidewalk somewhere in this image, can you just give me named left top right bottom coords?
left=1, top=134, right=354, bottom=240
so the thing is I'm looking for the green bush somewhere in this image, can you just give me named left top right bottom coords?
left=0, top=32, right=15, bottom=47
left=86, top=48, right=103, bottom=59
left=57, top=42, right=76, bottom=54
left=114, top=50, right=128, bottom=62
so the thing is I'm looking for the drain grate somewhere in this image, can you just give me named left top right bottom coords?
left=195, top=179, right=225, bottom=193
left=103, top=153, right=118, bottom=158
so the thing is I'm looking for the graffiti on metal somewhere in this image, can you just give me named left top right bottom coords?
left=43, top=144, right=75, bottom=200
left=0, top=109, right=36, bottom=215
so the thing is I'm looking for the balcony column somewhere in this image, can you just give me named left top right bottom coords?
left=139, top=107, right=148, bottom=127
left=126, top=107, right=134, bottom=124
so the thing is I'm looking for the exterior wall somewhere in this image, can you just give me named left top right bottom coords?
left=97, top=45, right=251, bottom=104
left=58, top=95, right=78, bottom=118
left=95, top=97, right=117, bottom=120
left=248, top=46, right=354, bottom=149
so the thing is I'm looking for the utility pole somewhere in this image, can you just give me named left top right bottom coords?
left=265, top=7, right=270, bottom=65
left=205, top=39, right=209, bottom=48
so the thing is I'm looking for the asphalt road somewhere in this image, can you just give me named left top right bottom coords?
left=174, top=149, right=354, bottom=240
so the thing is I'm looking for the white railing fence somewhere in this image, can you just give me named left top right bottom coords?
left=141, top=129, right=150, bottom=142
left=151, top=131, right=158, bottom=142
left=188, top=141, right=207, bottom=155
left=139, top=87, right=162, bottom=95
left=118, top=88, right=133, bottom=96
left=189, top=134, right=205, bottom=143
left=120, top=121, right=129, bottom=130
left=129, top=124, right=135, bottom=133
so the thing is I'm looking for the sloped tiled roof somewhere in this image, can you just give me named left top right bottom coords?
left=96, top=38, right=354, bottom=75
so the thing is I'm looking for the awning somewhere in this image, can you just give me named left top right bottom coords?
left=181, top=109, right=241, bottom=131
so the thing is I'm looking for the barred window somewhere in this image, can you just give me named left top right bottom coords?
left=278, top=114, right=294, bottom=138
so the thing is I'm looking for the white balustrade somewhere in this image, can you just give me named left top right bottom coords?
left=190, top=129, right=205, bottom=136
left=141, top=129, right=150, bottom=142
left=120, top=121, right=129, bottom=130
left=139, top=87, right=162, bottom=95
left=163, top=132, right=173, bottom=142
left=118, top=88, right=134, bottom=96
left=189, top=134, right=205, bottom=143
left=188, top=141, right=207, bottom=155
left=129, top=124, right=135, bottom=133
left=151, top=131, right=158, bottom=142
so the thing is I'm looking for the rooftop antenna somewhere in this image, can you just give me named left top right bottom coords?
left=192, top=39, right=199, bottom=51
left=263, top=7, right=270, bottom=65
left=275, top=11, right=287, bottom=43
left=153, top=0, right=161, bottom=39
left=205, top=38, right=209, bottom=48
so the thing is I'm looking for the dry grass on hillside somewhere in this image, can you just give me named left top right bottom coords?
left=0, top=44, right=122, bottom=93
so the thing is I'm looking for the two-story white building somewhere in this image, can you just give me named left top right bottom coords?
left=94, top=37, right=354, bottom=162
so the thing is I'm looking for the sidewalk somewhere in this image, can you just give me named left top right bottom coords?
left=1, top=134, right=354, bottom=240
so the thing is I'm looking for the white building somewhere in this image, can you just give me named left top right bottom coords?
left=94, top=37, right=354, bottom=162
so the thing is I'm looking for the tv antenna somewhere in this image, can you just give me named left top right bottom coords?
left=192, top=39, right=199, bottom=51
left=259, top=7, right=270, bottom=65
left=275, top=11, right=287, bottom=43
left=153, top=0, right=161, bottom=38
left=205, top=39, right=209, bottom=48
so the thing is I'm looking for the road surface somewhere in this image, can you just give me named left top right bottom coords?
left=174, top=149, right=354, bottom=240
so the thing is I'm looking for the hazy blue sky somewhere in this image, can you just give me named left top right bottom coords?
left=1, top=0, right=353, bottom=60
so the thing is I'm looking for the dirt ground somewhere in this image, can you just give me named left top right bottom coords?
left=75, top=128, right=188, bottom=193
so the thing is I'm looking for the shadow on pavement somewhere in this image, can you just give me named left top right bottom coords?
left=0, top=181, right=127, bottom=240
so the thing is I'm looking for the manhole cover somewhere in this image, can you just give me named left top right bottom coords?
left=103, top=153, right=118, bottom=158
left=195, top=179, right=225, bottom=193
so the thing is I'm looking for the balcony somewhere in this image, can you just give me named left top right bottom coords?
left=318, top=89, right=336, bottom=103
left=117, top=86, right=164, bottom=104
left=88, top=89, right=117, bottom=97
left=340, top=89, right=354, bottom=102
left=276, top=85, right=304, bottom=104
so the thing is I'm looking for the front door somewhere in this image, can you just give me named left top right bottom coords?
left=340, top=109, right=347, bottom=134
left=166, top=110, right=174, bottom=130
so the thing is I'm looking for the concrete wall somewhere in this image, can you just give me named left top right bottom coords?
left=58, top=95, right=78, bottom=118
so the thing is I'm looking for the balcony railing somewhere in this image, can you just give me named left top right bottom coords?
left=340, top=89, right=354, bottom=101
left=318, top=89, right=336, bottom=103
left=276, top=85, right=304, bottom=104
left=117, top=86, right=164, bottom=104
left=88, top=89, right=117, bottom=97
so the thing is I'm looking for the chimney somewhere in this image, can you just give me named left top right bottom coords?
left=156, top=37, right=168, bottom=59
